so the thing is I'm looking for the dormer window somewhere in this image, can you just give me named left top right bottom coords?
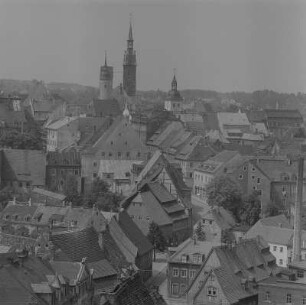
left=181, top=254, right=188, bottom=263
left=5, top=214, right=10, bottom=220
left=13, top=214, right=19, bottom=221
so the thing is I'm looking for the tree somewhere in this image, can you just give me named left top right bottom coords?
left=264, top=200, right=283, bottom=217
left=86, top=177, right=122, bottom=212
left=147, top=222, right=167, bottom=259
left=0, top=130, right=43, bottom=150
left=240, top=191, right=261, bottom=226
left=194, top=221, right=206, bottom=241
left=206, top=175, right=242, bottom=221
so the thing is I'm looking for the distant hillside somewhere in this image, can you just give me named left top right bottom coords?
left=1, top=79, right=306, bottom=115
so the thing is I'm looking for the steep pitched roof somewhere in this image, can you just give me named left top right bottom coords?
left=87, top=116, right=148, bottom=156
left=45, top=116, right=78, bottom=130
left=217, top=112, right=250, bottom=126
left=135, top=150, right=191, bottom=208
left=175, top=136, right=216, bottom=161
left=51, top=227, right=129, bottom=270
left=169, top=238, right=220, bottom=264
left=51, top=227, right=105, bottom=263
left=188, top=238, right=277, bottom=304
left=265, top=109, right=303, bottom=120
left=1, top=202, right=38, bottom=220
left=246, top=221, right=293, bottom=246
left=259, top=214, right=292, bottom=229
left=2, top=149, right=46, bottom=186
left=117, top=211, right=153, bottom=256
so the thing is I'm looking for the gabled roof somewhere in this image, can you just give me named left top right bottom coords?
left=1, top=202, right=38, bottom=220
left=51, top=227, right=129, bottom=270
left=117, top=211, right=153, bottom=256
left=86, top=116, right=149, bottom=156
left=169, top=237, right=220, bottom=264
left=217, top=112, right=250, bottom=126
left=246, top=220, right=293, bottom=246
left=45, top=116, right=78, bottom=130
left=175, top=136, right=216, bottom=162
left=51, top=227, right=105, bottom=263
left=32, top=187, right=66, bottom=201
left=188, top=238, right=277, bottom=304
left=135, top=150, right=191, bottom=208
left=2, top=149, right=46, bottom=186
left=265, top=109, right=303, bottom=120
left=259, top=214, right=292, bottom=229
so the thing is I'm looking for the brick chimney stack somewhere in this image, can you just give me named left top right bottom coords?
left=293, top=156, right=303, bottom=262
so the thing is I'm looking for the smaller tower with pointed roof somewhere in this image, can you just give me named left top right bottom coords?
left=99, top=52, right=114, bottom=100
left=164, top=72, right=183, bottom=115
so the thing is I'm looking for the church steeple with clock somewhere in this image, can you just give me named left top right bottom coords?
left=123, top=18, right=137, bottom=96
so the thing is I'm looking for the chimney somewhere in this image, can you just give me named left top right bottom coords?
left=293, top=156, right=303, bottom=262
left=98, top=233, right=104, bottom=251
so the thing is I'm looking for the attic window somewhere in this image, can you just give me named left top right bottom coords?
left=110, top=141, right=113, bottom=145
left=181, top=254, right=188, bottom=263
left=207, top=286, right=217, bottom=297
left=5, top=214, right=10, bottom=220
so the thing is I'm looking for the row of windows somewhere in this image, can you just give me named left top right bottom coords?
left=98, top=151, right=142, bottom=158
left=172, top=268, right=196, bottom=279
left=265, top=291, right=306, bottom=304
left=272, top=245, right=284, bottom=253
left=171, top=283, right=186, bottom=295
left=130, top=215, right=151, bottom=221
left=194, top=174, right=212, bottom=183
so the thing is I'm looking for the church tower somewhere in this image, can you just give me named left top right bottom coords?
left=164, top=72, right=183, bottom=115
left=123, top=19, right=137, bottom=96
left=99, top=52, right=113, bottom=100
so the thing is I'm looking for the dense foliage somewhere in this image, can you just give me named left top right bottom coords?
left=206, top=176, right=261, bottom=226
left=147, top=222, right=167, bottom=252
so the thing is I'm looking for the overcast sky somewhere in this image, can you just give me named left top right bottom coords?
left=0, top=0, right=305, bottom=93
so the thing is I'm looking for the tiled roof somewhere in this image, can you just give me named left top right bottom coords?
left=63, top=207, right=95, bottom=230
left=148, top=181, right=176, bottom=203
left=246, top=221, right=293, bottom=246
left=87, top=116, right=149, bottom=156
left=169, top=238, right=220, bottom=264
left=109, top=273, right=155, bottom=305
left=2, top=149, right=46, bottom=186
left=33, top=205, right=69, bottom=225
left=213, top=267, right=250, bottom=304
left=259, top=214, right=292, bottom=229
left=50, top=261, right=86, bottom=283
left=175, top=136, right=216, bottom=161
left=217, top=112, right=250, bottom=126
left=32, top=187, right=66, bottom=201
left=87, top=259, right=117, bottom=279
left=118, top=211, right=153, bottom=256
left=265, top=109, right=303, bottom=120
left=45, top=116, right=78, bottom=130
left=0, top=255, right=55, bottom=305
left=51, top=227, right=129, bottom=270
left=1, top=202, right=38, bottom=220
left=51, top=227, right=105, bottom=263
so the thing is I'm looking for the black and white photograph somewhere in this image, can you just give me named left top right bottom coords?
left=0, top=0, right=306, bottom=304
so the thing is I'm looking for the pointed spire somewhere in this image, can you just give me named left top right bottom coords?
left=104, top=51, right=107, bottom=66
left=128, top=13, right=133, bottom=41
left=171, top=69, right=177, bottom=91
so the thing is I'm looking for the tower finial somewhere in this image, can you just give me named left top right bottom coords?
left=129, top=13, right=133, bottom=41
left=104, top=51, right=107, bottom=66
